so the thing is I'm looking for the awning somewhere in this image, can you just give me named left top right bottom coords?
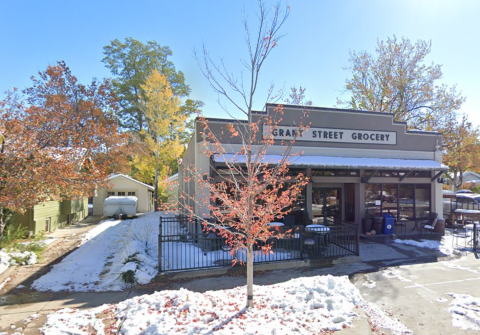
left=213, top=154, right=448, bottom=171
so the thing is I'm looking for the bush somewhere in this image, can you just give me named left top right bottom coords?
left=0, top=225, right=30, bottom=249
left=0, top=225, right=46, bottom=260
left=121, top=270, right=136, bottom=284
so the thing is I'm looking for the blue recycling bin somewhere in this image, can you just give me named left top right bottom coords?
left=382, top=213, right=395, bottom=235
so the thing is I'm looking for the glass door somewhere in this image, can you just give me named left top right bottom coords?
left=312, top=188, right=341, bottom=225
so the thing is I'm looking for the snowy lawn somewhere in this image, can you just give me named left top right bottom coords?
left=0, top=236, right=46, bottom=276
left=32, top=213, right=162, bottom=292
left=41, top=275, right=366, bottom=334
left=0, top=249, right=38, bottom=276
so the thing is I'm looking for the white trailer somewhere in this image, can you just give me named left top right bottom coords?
left=103, top=196, right=138, bottom=218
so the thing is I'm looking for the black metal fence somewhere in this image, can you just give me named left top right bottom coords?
left=158, top=215, right=359, bottom=273
left=452, top=222, right=479, bottom=252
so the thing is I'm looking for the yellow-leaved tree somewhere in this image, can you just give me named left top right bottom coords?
left=442, top=114, right=480, bottom=190
left=139, top=69, right=185, bottom=209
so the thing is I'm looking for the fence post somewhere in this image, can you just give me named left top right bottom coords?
left=475, top=223, right=478, bottom=252
left=158, top=216, right=163, bottom=270
left=356, top=223, right=360, bottom=256
left=299, top=227, right=304, bottom=260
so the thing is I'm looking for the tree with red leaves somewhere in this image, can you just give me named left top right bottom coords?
left=177, top=1, right=309, bottom=308
left=0, top=61, right=129, bottom=236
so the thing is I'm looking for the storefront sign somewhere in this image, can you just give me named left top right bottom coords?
left=263, top=126, right=396, bottom=145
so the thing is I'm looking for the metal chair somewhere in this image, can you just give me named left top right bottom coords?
left=419, top=212, right=438, bottom=234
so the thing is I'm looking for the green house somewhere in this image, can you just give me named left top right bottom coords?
left=10, top=198, right=88, bottom=236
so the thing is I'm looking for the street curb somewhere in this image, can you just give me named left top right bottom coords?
left=154, top=256, right=363, bottom=282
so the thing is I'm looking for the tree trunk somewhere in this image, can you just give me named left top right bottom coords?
left=0, top=207, right=4, bottom=239
left=246, top=244, right=253, bottom=308
left=154, top=156, right=159, bottom=212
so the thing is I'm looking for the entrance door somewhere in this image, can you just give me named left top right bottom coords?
left=312, top=188, right=341, bottom=225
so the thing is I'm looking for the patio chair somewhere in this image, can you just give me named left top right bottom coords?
left=419, top=212, right=438, bottom=234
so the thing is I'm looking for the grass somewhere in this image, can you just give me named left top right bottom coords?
left=0, top=225, right=47, bottom=261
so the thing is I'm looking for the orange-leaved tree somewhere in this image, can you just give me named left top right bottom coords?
left=442, top=114, right=480, bottom=190
left=176, top=1, right=309, bottom=308
left=0, top=61, right=129, bottom=236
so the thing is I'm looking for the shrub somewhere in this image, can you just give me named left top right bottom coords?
left=121, top=270, right=136, bottom=284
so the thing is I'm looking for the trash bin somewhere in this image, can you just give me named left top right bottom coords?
left=382, top=213, right=395, bottom=235
left=372, top=216, right=383, bottom=234
left=362, top=218, right=372, bottom=234
left=434, top=218, right=446, bottom=234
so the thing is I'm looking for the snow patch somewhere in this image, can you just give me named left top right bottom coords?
left=362, top=300, right=413, bottom=334
left=393, top=235, right=454, bottom=256
left=447, top=293, right=480, bottom=331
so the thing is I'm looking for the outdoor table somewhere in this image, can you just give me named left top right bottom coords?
left=268, top=222, right=284, bottom=227
left=454, top=209, right=480, bottom=226
left=408, top=218, right=427, bottom=234
left=305, top=224, right=331, bottom=249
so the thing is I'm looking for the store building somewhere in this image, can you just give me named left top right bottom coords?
left=178, top=104, right=447, bottom=229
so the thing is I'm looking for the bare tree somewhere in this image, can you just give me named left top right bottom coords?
left=284, top=86, right=312, bottom=106
left=337, top=36, right=464, bottom=131
left=176, top=1, right=309, bottom=308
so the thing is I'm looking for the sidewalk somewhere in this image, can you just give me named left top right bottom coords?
left=0, top=233, right=468, bottom=334
left=0, top=216, right=105, bottom=334
left=0, top=216, right=103, bottom=291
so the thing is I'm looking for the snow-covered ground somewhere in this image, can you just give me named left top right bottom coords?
left=393, top=234, right=455, bottom=256
left=0, top=248, right=39, bottom=276
left=6, top=212, right=480, bottom=334
left=32, top=213, right=161, bottom=292
left=40, top=275, right=414, bottom=334
left=31, top=212, right=301, bottom=291
left=447, top=293, right=480, bottom=332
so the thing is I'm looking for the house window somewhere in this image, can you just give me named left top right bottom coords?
left=128, top=192, right=136, bottom=196
left=117, top=192, right=126, bottom=196
left=107, top=192, right=115, bottom=197
left=45, top=218, right=51, bottom=232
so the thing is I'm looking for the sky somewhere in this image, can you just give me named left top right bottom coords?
left=1, top=0, right=479, bottom=125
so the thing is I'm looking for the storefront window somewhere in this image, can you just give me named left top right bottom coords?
left=365, top=184, right=381, bottom=217
left=382, top=184, right=398, bottom=217
left=398, top=184, right=414, bottom=220
left=364, top=170, right=430, bottom=178
left=364, top=184, right=431, bottom=220
left=312, top=169, right=359, bottom=176
left=312, top=188, right=340, bottom=225
left=415, top=184, right=430, bottom=218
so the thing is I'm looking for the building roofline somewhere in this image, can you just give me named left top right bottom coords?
left=108, top=174, right=155, bottom=190
left=196, top=104, right=443, bottom=136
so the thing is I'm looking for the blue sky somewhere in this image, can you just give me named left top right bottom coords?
left=1, top=0, right=479, bottom=125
